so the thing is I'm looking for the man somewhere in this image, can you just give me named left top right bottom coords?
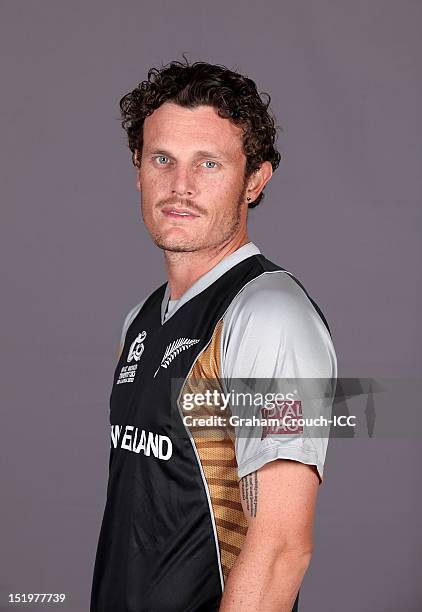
left=90, top=59, right=337, bottom=612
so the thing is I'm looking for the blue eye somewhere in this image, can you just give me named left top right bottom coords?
left=203, top=161, right=218, bottom=169
left=155, top=156, right=169, bottom=165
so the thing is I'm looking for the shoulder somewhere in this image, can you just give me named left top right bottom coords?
left=223, top=269, right=330, bottom=340
left=119, top=298, right=146, bottom=348
left=221, top=270, right=337, bottom=378
left=118, top=282, right=166, bottom=349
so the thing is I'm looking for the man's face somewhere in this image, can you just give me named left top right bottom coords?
left=136, top=102, right=249, bottom=253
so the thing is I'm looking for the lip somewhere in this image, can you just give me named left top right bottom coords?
left=160, top=206, right=200, bottom=219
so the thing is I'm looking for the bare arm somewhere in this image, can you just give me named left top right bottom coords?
left=219, top=459, right=320, bottom=612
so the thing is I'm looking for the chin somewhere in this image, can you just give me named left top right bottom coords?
left=151, top=226, right=204, bottom=252
left=155, top=240, right=201, bottom=253
left=152, top=234, right=201, bottom=253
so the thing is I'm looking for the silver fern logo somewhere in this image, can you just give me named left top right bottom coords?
left=154, top=337, right=200, bottom=378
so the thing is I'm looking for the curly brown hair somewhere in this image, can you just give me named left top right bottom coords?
left=119, top=57, right=282, bottom=208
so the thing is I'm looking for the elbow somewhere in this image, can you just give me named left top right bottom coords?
left=274, top=542, right=314, bottom=571
left=297, top=547, right=313, bottom=569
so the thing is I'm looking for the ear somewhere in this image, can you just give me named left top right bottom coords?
left=134, top=149, right=141, bottom=192
left=245, top=161, right=273, bottom=203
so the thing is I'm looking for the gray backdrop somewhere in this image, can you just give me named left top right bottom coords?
left=1, top=1, right=421, bottom=610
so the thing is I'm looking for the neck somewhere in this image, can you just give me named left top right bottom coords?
left=164, top=233, right=250, bottom=300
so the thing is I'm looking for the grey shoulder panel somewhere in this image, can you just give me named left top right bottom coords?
left=219, top=270, right=337, bottom=484
left=119, top=299, right=146, bottom=349
left=221, top=269, right=336, bottom=379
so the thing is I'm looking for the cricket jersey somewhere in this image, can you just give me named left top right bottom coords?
left=90, top=242, right=337, bottom=612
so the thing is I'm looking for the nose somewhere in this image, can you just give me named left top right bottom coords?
left=171, top=164, right=196, bottom=198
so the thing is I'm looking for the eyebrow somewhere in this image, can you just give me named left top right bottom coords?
left=145, top=147, right=228, bottom=160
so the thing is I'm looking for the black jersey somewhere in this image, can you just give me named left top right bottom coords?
left=90, top=246, right=335, bottom=612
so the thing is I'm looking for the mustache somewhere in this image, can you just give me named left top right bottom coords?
left=157, top=197, right=206, bottom=215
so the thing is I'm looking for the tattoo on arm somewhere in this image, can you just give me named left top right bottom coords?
left=240, top=471, right=258, bottom=517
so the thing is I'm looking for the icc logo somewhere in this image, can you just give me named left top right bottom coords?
left=127, top=331, right=147, bottom=363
